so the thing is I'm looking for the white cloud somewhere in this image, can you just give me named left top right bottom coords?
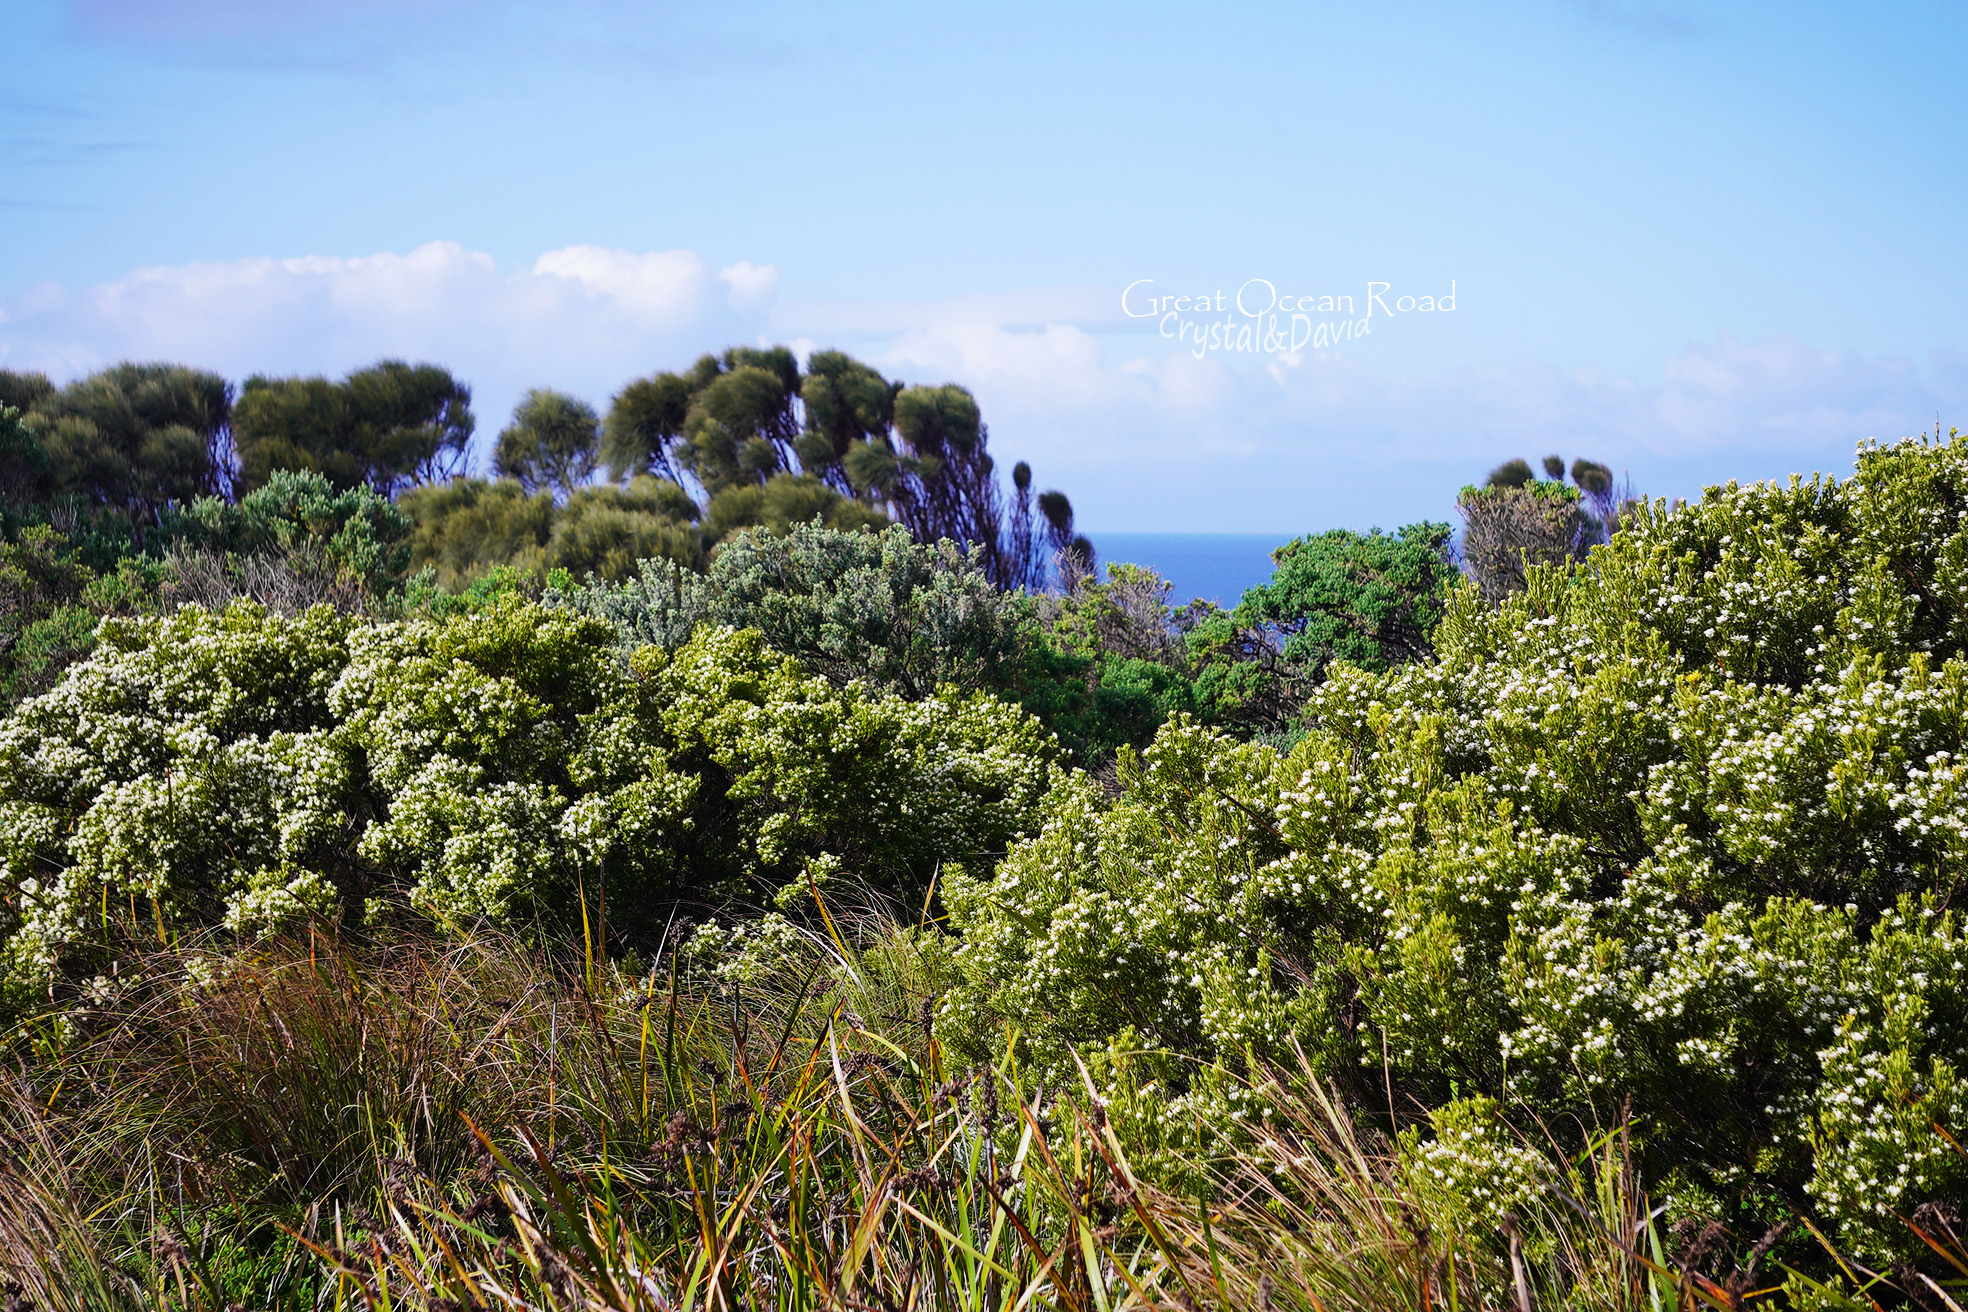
left=4, top=243, right=1963, bottom=531
left=0, top=240, right=773, bottom=435
left=717, top=261, right=780, bottom=311
left=529, top=246, right=721, bottom=327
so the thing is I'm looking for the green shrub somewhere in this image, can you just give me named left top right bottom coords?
left=171, top=467, right=414, bottom=598
left=398, top=476, right=557, bottom=590
left=943, top=431, right=1968, bottom=1263
left=1187, top=523, right=1458, bottom=735
left=700, top=471, right=889, bottom=542
left=0, top=598, right=1055, bottom=1007
left=551, top=519, right=1028, bottom=700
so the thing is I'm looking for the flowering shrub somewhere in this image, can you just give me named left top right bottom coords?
left=943, top=432, right=1968, bottom=1259
left=0, top=597, right=1053, bottom=1007
left=0, top=603, right=358, bottom=1000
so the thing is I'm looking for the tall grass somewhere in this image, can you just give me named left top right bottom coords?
left=0, top=906, right=1923, bottom=1309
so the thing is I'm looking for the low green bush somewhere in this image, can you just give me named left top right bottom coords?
left=550, top=519, right=1026, bottom=698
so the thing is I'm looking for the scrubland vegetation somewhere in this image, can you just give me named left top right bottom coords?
left=1, top=349, right=1964, bottom=1308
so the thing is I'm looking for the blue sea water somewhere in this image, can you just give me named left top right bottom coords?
left=1085, top=532, right=1292, bottom=608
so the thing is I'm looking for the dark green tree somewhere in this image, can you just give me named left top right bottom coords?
left=1187, top=524, right=1457, bottom=735
left=0, top=389, right=168, bottom=705
left=1485, top=457, right=1535, bottom=488
left=601, top=372, right=693, bottom=484
left=494, top=389, right=602, bottom=499
left=0, top=404, right=52, bottom=508
left=232, top=360, right=473, bottom=496
left=676, top=348, right=803, bottom=494
left=0, top=370, right=54, bottom=417
left=23, top=363, right=231, bottom=531
left=1241, top=522, right=1456, bottom=672
left=798, top=350, right=897, bottom=492
left=1033, top=489, right=1094, bottom=587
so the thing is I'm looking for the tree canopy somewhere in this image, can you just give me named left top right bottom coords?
left=13, top=363, right=231, bottom=529
left=493, top=388, right=602, bottom=499
left=603, top=345, right=1081, bottom=589
left=233, top=360, right=473, bottom=497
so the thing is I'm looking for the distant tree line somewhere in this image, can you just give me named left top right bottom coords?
left=0, top=350, right=1650, bottom=774
left=0, top=347, right=1087, bottom=591
left=0, top=346, right=1094, bottom=714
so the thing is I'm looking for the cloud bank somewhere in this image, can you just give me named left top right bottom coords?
left=4, top=242, right=1963, bottom=531
left=0, top=239, right=774, bottom=442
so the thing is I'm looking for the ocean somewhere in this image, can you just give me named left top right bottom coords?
left=1084, top=532, right=1292, bottom=608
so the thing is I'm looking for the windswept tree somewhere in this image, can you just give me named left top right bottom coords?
left=603, top=345, right=1086, bottom=589
left=798, top=350, right=897, bottom=494
left=1461, top=452, right=1635, bottom=602
left=674, top=347, right=804, bottom=493
left=853, top=386, right=991, bottom=545
left=20, top=362, right=231, bottom=531
left=1033, top=488, right=1094, bottom=587
left=494, top=389, right=602, bottom=499
left=601, top=371, right=694, bottom=484
left=232, top=360, right=474, bottom=497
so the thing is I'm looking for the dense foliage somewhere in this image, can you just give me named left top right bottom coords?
left=1, top=364, right=231, bottom=531
left=0, top=598, right=1053, bottom=1008
left=232, top=360, right=474, bottom=496
left=15, top=344, right=1966, bottom=1300
left=1186, top=522, right=1459, bottom=735
left=0, top=347, right=1094, bottom=735
left=942, top=431, right=1968, bottom=1264
left=551, top=520, right=1028, bottom=699
left=604, top=346, right=1087, bottom=590
left=545, top=523, right=1454, bottom=767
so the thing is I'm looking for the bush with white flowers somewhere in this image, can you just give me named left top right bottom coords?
left=942, top=432, right=1968, bottom=1260
left=0, top=597, right=1052, bottom=1007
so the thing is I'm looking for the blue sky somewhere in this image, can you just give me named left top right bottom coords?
left=4, top=0, right=1966, bottom=532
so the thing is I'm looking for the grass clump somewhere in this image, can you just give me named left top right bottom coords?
left=0, top=900, right=1910, bottom=1310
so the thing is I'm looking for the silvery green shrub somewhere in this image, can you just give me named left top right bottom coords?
left=548, top=520, right=1026, bottom=699
left=0, top=596, right=1052, bottom=1008
left=943, top=432, right=1968, bottom=1260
